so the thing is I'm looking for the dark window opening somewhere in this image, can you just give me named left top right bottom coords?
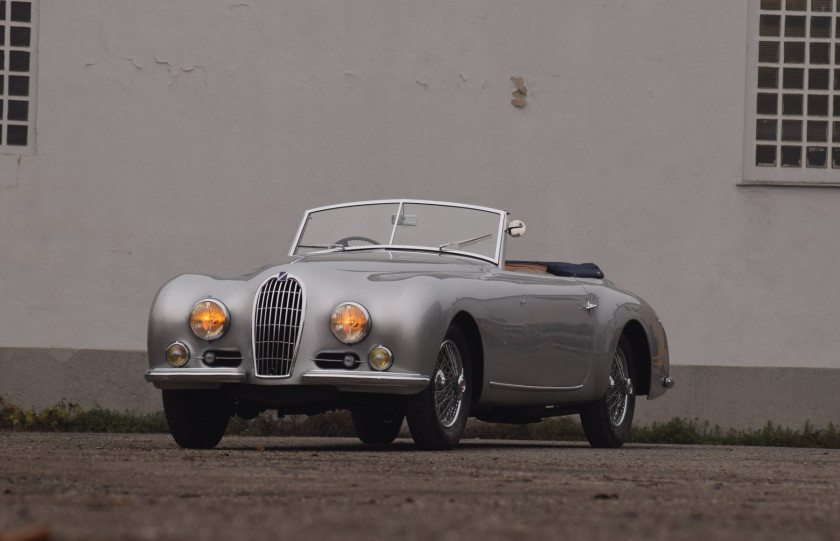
left=8, top=75, right=29, bottom=96
left=784, top=68, right=805, bottom=89
left=811, top=16, right=832, bottom=38
left=810, top=42, right=831, bottom=64
left=806, top=146, right=828, bottom=167
left=783, top=94, right=804, bottom=114
left=781, top=145, right=803, bottom=166
left=786, top=15, right=807, bottom=37
left=758, top=93, right=779, bottom=114
left=7, top=100, right=28, bottom=121
left=759, top=67, right=779, bottom=88
left=8, top=51, right=29, bottom=72
left=809, top=69, right=830, bottom=89
left=807, top=120, right=828, bottom=141
left=782, top=119, right=803, bottom=140
left=812, top=0, right=833, bottom=12
left=785, top=41, right=805, bottom=63
left=9, top=26, right=29, bottom=47
left=761, top=14, right=782, bottom=36
left=808, top=94, right=829, bottom=115
left=756, top=145, right=777, bottom=166
left=10, top=1, right=30, bottom=23
left=757, top=119, right=778, bottom=140
left=760, top=41, right=780, bottom=62
left=6, top=124, right=27, bottom=146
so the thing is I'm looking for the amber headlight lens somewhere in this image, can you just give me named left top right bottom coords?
left=330, top=303, right=370, bottom=344
left=166, top=342, right=190, bottom=367
left=189, top=299, right=230, bottom=341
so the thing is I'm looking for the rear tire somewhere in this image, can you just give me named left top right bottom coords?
left=162, top=389, right=231, bottom=449
left=580, top=335, right=636, bottom=448
left=350, top=410, right=405, bottom=445
left=406, top=326, right=472, bottom=450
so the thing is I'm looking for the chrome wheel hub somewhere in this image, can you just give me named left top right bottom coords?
left=606, top=349, right=632, bottom=427
left=433, top=340, right=464, bottom=428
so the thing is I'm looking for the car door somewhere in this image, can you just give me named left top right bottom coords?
left=516, top=273, right=595, bottom=389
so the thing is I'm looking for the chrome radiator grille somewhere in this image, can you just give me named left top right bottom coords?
left=253, top=275, right=304, bottom=377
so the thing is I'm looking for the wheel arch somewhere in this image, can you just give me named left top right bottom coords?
left=621, top=320, right=651, bottom=396
left=450, top=311, right=484, bottom=405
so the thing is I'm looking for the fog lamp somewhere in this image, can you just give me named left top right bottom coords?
left=166, top=342, right=190, bottom=367
left=368, top=345, right=393, bottom=371
left=329, top=303, right=370, bottom=344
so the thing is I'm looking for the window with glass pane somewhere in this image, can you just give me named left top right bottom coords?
left=0, top=0, right=36, bottom=153
left=745, top=0, right=840, bottom=183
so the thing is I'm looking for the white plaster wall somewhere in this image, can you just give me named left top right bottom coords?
left=1, top=1, right=839, bottom=370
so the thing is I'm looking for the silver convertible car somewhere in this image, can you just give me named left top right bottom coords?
left=146, top=200, right=673, bottom=450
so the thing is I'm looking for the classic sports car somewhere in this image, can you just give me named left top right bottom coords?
left=146, top=200, right=673, bottom=450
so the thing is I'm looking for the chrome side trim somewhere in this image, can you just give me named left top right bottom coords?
left=489, top=381, right=584, bottom=392
left=300, top=370, right=430, bottom=389
left=144, top=368, right=246, bottom=383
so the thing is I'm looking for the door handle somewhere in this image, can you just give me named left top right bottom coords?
left=582, top=301, right=597, bottom=311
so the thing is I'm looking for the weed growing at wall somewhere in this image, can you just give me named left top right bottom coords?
left=2, top=396, right=838, bottom=448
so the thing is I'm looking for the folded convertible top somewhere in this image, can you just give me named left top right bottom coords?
left=506, top=260, right=605, bottom=279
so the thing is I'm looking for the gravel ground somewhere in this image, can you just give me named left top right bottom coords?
left=0, top=433, right=839, bottom=541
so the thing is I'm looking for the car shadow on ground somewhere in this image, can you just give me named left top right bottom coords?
left=211, top=438, right=660, bottom=452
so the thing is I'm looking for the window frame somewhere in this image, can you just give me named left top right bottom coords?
left=742, top=0, right=840, bottom=186
left=0, top=0, right=37, bottom=155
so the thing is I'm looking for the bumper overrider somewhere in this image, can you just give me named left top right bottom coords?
left=144, top=368, right=430, bottom=393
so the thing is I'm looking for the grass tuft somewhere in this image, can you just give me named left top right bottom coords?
left=2, top=396, right=839, bottom=448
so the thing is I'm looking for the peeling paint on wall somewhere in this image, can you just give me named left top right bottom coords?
left=511, top=76, right=527, bottom=107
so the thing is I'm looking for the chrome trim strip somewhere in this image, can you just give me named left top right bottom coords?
left=301, top=370, right=430, bottom=389
left=489, top=381, right=584, bottom=392
left=144, top=368, right=246, bottom=383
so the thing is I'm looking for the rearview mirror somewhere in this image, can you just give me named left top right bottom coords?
left=507, top=220, right=526, bottom=238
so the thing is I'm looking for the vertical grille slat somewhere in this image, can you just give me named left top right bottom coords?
left=253, top=276, right=303, bottom=377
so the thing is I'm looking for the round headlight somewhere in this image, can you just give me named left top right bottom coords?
left=166, top=342, right=190, bottom=367
left=329, top=302, right=370, bottom=344
left=189, top=299, right=230, bottom=341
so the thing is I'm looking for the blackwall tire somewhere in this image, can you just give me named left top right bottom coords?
left=162, top=389, right=231, bottom=449
left=405, top=326, right=472, bottom=450
left=580, top=335, right=636, bottom=448
left=350, top=410, right=405, bottom=445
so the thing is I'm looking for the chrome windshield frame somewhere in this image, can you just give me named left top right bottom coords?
left=289, top=199, right=508, bottom=266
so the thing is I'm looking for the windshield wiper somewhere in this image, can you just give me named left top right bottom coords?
left=438, top=233, right=493, bottom=251
left=297, top=243, right=345, bottom=251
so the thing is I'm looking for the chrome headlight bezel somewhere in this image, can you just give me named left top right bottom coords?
left=189, top=298, right=231, bottom=342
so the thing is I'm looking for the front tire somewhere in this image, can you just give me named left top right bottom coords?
left=580, top=335, right=636, bottom=448
left=405, top=326, right=472, bottom=450
left=162, top=389, right=231, bottom=449
left=350, top=410, right=405, bottom=445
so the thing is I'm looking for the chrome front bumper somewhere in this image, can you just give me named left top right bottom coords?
left=145, top=368, right=429, bottom=394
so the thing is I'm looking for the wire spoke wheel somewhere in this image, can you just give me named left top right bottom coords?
left=579, top=335, right=636, bottom=448
left=405, top=326, right=472, bottom=450
left=433, top=340, right=464, bottom=428
left=606, top=349, right=630, bottom=427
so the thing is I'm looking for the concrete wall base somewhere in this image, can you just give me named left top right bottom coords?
left=2, top=348, right=837, bottom=430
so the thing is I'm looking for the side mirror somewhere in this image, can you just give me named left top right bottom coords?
left=507, top=220, right=526, bottom=238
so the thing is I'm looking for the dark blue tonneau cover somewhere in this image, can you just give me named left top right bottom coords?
left=507, top=261, right=605, bottom=279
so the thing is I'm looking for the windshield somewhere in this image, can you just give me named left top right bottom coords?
left=291, top=200, right=506, bottom=263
